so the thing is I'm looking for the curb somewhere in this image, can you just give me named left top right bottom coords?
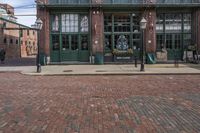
left=21, top=72, right=200, bottom=76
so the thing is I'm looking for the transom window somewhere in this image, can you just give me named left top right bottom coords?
left=62, top=14, right=79, bottom=32
left=80, top=16, right=89, bottom=32
left=52, top=15, right=59, bottom=31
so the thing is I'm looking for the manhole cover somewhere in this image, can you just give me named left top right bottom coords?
left=63, top=70, right=73, bottom=72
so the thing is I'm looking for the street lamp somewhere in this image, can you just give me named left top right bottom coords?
left=140, top=17, right=147, bottom=71
left=35, top=18, right=43, bottom=73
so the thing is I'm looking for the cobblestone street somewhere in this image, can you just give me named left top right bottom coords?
left=0, top=73, right=199, bottom=133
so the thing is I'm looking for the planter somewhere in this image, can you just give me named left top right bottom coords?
left=95, top=52, right=104, bottom=65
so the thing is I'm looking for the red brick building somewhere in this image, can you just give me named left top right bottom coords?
left=0, top=4, right=37, bottom=59
left=37, top=0, right=200, bottom=64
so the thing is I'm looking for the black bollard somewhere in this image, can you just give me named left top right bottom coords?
left=135, top=56, right=137, bottom=68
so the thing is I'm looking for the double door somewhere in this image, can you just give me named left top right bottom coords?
left=50, top=34, right=89, bottom=62
left=166, top=34, right=183, bottom=60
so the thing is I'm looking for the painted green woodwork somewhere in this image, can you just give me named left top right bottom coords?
left=50, top=13, right=90, bottom=62
left=166, top=34, right=183, bottom=60
left=156, top=13, right=192, bottom=60
left=104, top=13, right=141, bottom=62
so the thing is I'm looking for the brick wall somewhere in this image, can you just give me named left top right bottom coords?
left=91, top=8, right=104, bottom=54
left=0, top=20, right=20, bottom=59
left=192, top=9, right=200, bottom=52
left=143, top=9, right=157, bottom=53
left=20, top=30, right=38, bottom=57
left=37, top=0, right=50, bottom=57
left=197, top=9, right=200, bottom=52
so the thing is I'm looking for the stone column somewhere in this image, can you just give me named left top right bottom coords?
left=37, top=0, right=50, bottom=60
left=91, top=0, right=104, bottom=55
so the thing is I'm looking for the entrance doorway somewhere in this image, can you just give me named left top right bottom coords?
left=166, top=34, right=182, bottom=60
left=50, top=14, right=90, bottom=63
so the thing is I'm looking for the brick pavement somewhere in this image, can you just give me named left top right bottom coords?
left=0, top=73, right=199, bottom=133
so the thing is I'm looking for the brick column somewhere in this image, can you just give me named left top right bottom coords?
left=91, top=0, right=104, bottom=55
left=37, top=0, right=50, bottom=58
left=193, top=9, right=200, bottom=52
left=143, top=9, right=157, bottom=53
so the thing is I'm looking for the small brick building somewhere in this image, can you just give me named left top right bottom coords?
left=37, top=0, right=200, bottom=64
left=0, top=4, right=37, bottom=59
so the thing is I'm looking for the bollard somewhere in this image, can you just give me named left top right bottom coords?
left=174, top=54, right=179, bottom=68
left=135, top=56, right=137, bottom=68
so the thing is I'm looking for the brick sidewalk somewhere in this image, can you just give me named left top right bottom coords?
left=0, top=73, right=199, bottom=133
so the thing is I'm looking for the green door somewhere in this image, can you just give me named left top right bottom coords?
left=61, top=35, right=79, bottom=61
left=50, top=34, right=60, bottom=62
left=166, top=34, right=182, bottom=60
left=61, top=34, right=89, bottom=62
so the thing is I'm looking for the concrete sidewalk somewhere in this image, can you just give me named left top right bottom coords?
left=18, top=64, right=200, bottom=76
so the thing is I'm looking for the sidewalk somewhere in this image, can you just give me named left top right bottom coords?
left=18, top=64, right=200, bottom=76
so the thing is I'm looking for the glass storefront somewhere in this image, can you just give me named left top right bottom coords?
left=156, top=13, right=192, bottom=60
left=104, top=13, right=141, bottom=62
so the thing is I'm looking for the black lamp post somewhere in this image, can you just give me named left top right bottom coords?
left=140, top=17, right=147, bottom=72
left=35, top=18, right=43, bottom=73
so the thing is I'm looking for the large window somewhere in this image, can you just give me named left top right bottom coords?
left=156, top=13, right=192, bottom=51
left=104, top=14, right=112, bottom=32
left=52, top=35, right=60, bottom=51
left=156, top=14, right=164, bottom=32
left=104, top=13, right=141, bottom=52
left=62, top=35, right=69, bottom=50
left=51, top=14, right=89, bottom=52
left=114, top=15, right=130, bottom=32
left=81, top=35, right=88, bottom=50
left=183, top=14, right=191, bottom=32
left=165, top=14, right=182, bottom=32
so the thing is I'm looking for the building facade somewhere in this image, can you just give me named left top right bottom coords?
left=37, top=0, right=200, bottom=64
left=0, top=4, right=37, bottom=59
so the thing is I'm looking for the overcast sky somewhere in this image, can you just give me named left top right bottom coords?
left=1, top=0, right=36, bottom=26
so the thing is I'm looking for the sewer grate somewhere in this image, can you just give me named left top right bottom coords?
left=63, top=70, right=73, bottom=72
left=96, top=70, right=107, bottom=72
